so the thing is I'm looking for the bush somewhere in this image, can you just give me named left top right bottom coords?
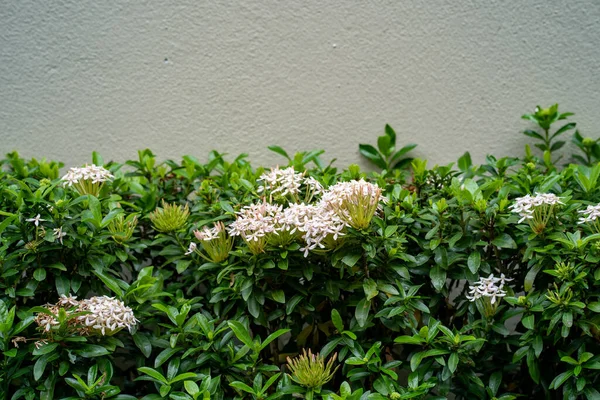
left=1, top=107, right=600, bottom=400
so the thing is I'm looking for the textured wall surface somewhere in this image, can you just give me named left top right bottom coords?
left=2, top=1, right=600, bottom=169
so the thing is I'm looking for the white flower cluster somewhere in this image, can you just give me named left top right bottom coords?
left=577, top=203, right=600, bottom=224
left=509, top=193, right=563, bottom=223
left=61, top=164, right=114, bottom=186
left=257, top=167, right=323, bottom=201
left=35, top=294, right=137, bottom=336
left=227, top=179, right=383, bottom=256
left=320, top=179, right=383, bottom=229
left=284, top=203, right=348, bottom=257
left=322, top=179, right=381, bottom=208
left=194, top=221, right=226, bottom=241
left=78, top=296, right=137, bottom=335
left=228, top=202, right=286, bottom=243
left=466, top=274, right=513, bottom=304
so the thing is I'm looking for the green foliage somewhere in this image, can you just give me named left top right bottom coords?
left=359, top=124, right=417, bottom=171
left=2, top=105, right=600, bottom=399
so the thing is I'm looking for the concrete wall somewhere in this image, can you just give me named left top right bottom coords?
left=2, top=1, right=600, bottom=170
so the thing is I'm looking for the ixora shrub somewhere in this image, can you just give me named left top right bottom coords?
left=1, top=106, right=600, bottom=400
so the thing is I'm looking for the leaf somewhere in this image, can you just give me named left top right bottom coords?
left=34, top=355, right=48, bottom=381
left=394, top=335, right=423, bottom=345
left=341, top=252, right=362, bottom=267
left=523, top=129, right=544, bottom=140
left=271, top=290, right=285, bottom=304
left=588, top=302, right=600, bottom=312
left=384, top=124, right=397, bottom=145
left=55, top=274, right=70, bottom=296
left=550, top=371, right=573, bottom=389
left=76, top=345, right=111, bottom=358
left=458, top=151, right=472, bottom=171
left=133, top=333, right=152, bottom=358
left=363, top=278, right=378, bottom=301
left=355, top=298, right=371, bottom=328
left=267, top=146, right=291, bottom=160
left=521, top=314, right=535, bottom=330
left=448, top=352, right=459, bottom=374
left=524, top=263, right=544, bottom=292
left=377, top=135, right=393, bottom=157
left=491, top=233, right=516, bottom=249
left=359, top=144, right=386, bottom=169
left=489, top=371, right=502, bottom=396
left=286, top=295, right=303, bottom=315
left=184, top=380, right=200, bottom=396
left=230, top=381, right=255, bottom=394
left=430, top=266, right=446, bottom=291
left=33, top=268, right=46, bottom=282
left=467, top=252, right=480, bottom=274
left=227, top=321, right=255, bottom=349
left=390, top=144, right=418, bottom=165
left=93, top=270, right=124, bottom=297
left=260, top=329, right=291, bottom=351
left=155, top=347, right=181, bottom=368
left=331, top=309, right=344, bottom=333
left=32, top=343, right=59, bottom=356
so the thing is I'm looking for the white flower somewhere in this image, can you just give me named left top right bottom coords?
left=26, top=214, right=45, bottom=227
left=78, top=296, right=137, bottom=335
left=466, top=274, right=513, bottom=304
left=284, top=203, right=348, bottom=257
left=320, top=179, right=382, bottom=229
left=53, top=227, right=67, bottom=244
left=509, top=193, right=563, bottom=224
left=258, top=167, right=305, bottom=198
left=61, top=165, right=114, bottom=187
left=257, top=167, right=324, bottom=203
left=184, top=242, right=197, bottom=255
left=577, top=203, right=600, bottom=224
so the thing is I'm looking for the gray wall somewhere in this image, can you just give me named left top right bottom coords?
left=2, top=1, right=600, bottom=169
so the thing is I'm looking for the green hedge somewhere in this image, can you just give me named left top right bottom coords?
left=1, top=105, right=600, bottom=400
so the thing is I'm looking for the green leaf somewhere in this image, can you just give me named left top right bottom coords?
left=550, top=370, right=573, bottom=389
left=363, top=278, right=378, bottom=301
left=331, top=309, right=344, bottom=333
left=394, top=335, right=423, bottom=345
left=430, top=266, right=446, bottom=291
left=359, top=144, right=386, bottom=169
left=457, top=152, right=472, bottom=171
left=489, top=371, right=502, bottom=396
left=522, top=314, right=535, bottom=330
left=377, top=135, right=393, bottom=157
left=588, top=302, right=600, bottom=312
left=227, top=321, right=255, bottom=349
left=286, top=295, right=303, bottom=315
left=260, top=329, right=291, bottom=351
left=271, top=290, right=285, bottom=304
left=133, top=333, right=152, bottom=358
left=230, top=381, right=255, bottom=394
left=267, top=145, right=290, bottom=160
left=467, top=252, right=480, bottom=274
left=525, top=263, right=544, bottom=292
left=355, top=298, right=371, bottom=328
left=32, top=343, right=59, bottom=356
left=55, top=274, right=70, bottom=296
left=184, top=380, right=200, bottom=396
left=491, top=233, right=516, bottom=249
left=341, top=252, right=362, bottom=267
left=384, top=124, right=397, bottom=145
left=155, top=347, right=181, bottom=368
left=34, top=355, right=48, bottom=381
left=33, top=268, right=46, bottom=282
left=76, top=345, right=111, bottom=358
left=92, top=270, right=124, bottom=297
left=448, top=352, right=459, bottom=374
